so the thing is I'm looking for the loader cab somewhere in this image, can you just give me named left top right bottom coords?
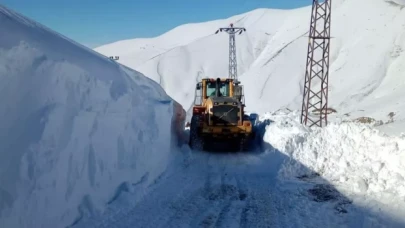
left=202, top=78, right=232, bottom=99
left=193, top=78, right=245, bottom=106
left=206, top=79, right=230, bottom=97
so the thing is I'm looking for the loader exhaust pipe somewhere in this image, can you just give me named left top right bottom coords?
left=216, top=78, right=220, bottom=97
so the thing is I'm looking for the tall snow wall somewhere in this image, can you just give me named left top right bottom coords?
left=0, top=5, right=185, bottom=228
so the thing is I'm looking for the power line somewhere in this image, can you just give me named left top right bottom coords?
left=215, top=23, right=246, bottom=83
left=301, top=0, right=332, bottom=127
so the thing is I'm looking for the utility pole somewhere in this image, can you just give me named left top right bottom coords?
left=300, top=0, right=332, bottom=127
left=215, top=23, right=246, bottom=82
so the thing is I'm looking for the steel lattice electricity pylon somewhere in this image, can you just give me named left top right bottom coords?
left=301, top=0, right=332, bottom=127
left=215, top=23, right=246, bottom=82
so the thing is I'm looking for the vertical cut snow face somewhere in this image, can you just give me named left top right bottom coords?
left=260, top=110, right=405, bottom=223
left=0, top=5, right=183, bottom=228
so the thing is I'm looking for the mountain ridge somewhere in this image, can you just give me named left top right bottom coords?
left=95, top=0, right=405, bottom=131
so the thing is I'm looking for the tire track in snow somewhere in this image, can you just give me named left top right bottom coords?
left=163, top=154, right=250, bottom=228
left=211, top=173, right=239, bottom=228
left=214, top=175, right=249, bottom=228
left=237, top=176, right=280, bottom=228
left=190, top=155, right=232, bottom=227
left=161, top=154, right=221, bottom=228
left=72, top=150, right=358, bottom=228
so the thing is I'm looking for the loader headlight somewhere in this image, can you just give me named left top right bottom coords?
left=233, top=102, right=237, bottom=105
left=214, top=102, right=218, bottom=105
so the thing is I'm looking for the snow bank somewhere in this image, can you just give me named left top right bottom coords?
left=0, top=5, right=185, bottom=228
left=260, top=110, right=405, bottom=216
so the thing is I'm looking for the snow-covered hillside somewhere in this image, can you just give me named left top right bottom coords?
left=0, top=5, right=185, bottom=228
left=96, top=0, right=405, bottom=132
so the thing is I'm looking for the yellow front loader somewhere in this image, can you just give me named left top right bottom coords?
left=188, top=78, right=254, bottom=151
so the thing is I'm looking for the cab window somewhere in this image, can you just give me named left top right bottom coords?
left=206, top=81, right=230, bottom=97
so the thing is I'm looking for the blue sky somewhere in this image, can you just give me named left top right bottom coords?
left=2, top=0, right=310, bottom=48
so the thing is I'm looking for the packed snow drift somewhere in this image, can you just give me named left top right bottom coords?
left=95, top=0, right=405, bottom=133
left=0, top=5, right=185, bottom=228
left=260, top=110, right=405, bottom=226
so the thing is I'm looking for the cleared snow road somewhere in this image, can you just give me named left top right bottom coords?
left=71, top=146, right=375, bottom=228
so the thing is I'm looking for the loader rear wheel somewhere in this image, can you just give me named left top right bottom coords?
left=239, top=135, right=252, bottom=152
left=239, top=137, right=247, bottom=152
left=189, top=115, right=204, bottom=151
left=239, top=139, right=244, bottom=152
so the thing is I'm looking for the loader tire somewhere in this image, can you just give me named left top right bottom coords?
left=189, top=115, right=204, bottom=151
left=239, top=137, right=247, bottom=152
left=239, top=136, right=252, bottom=152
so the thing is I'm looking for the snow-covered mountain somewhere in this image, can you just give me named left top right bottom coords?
left=0, top=5, right=185, bottom=228
left=95, top=0, right=405, bottom=130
